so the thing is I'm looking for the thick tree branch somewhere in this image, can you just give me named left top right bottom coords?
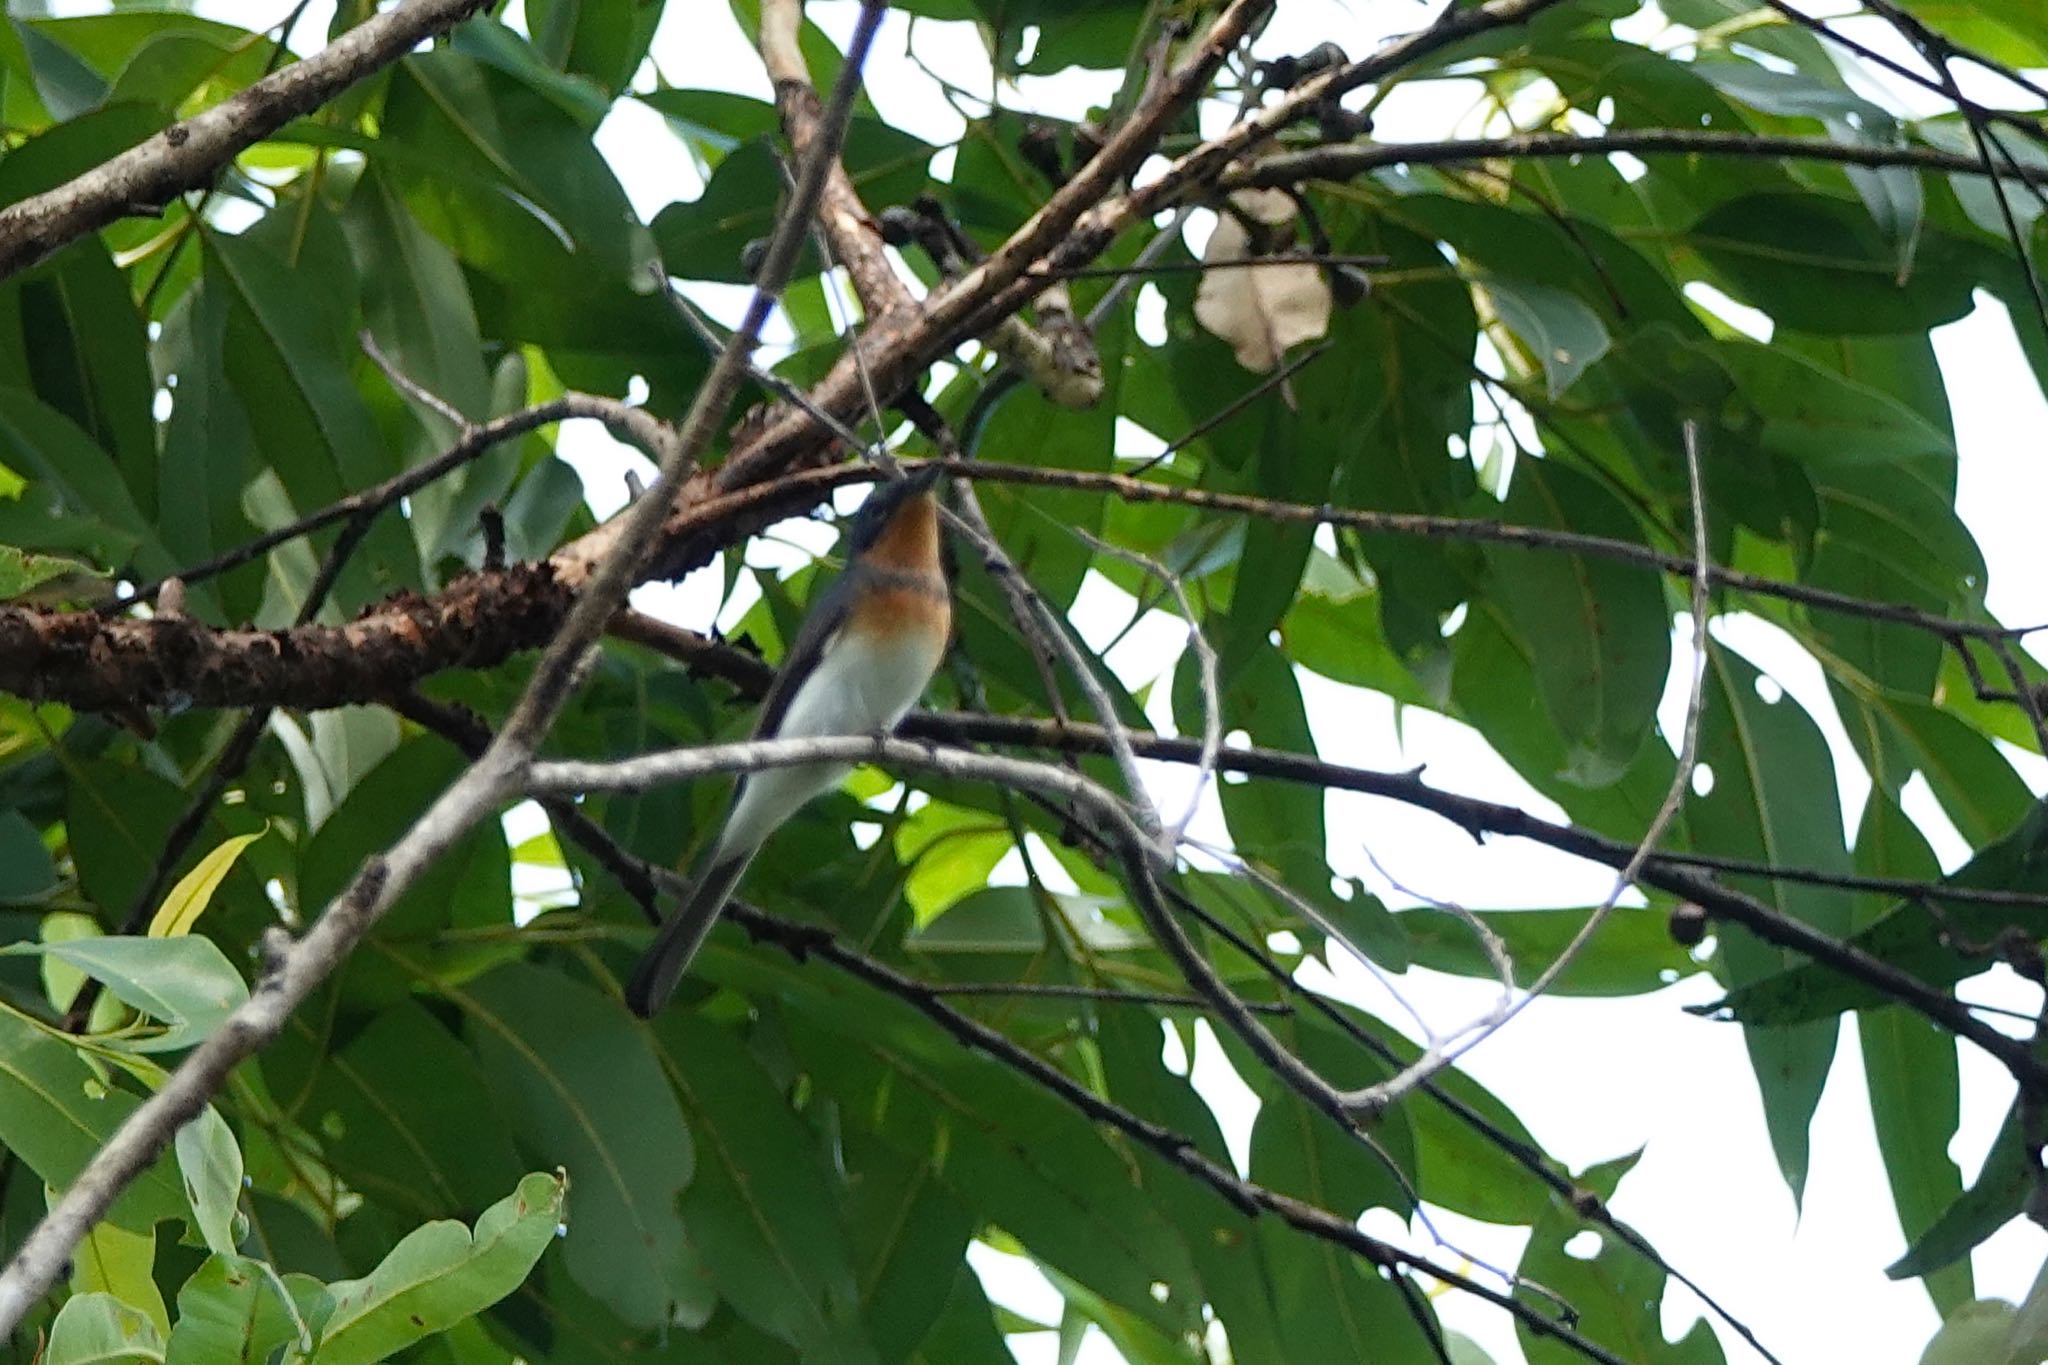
left=0, top=0, right=490, bottom=282
left=716, top=0, right=1277, bottom=492
left=760, top=0, right=910, bottom=321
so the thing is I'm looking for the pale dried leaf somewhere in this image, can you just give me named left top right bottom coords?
left=1193, top=211, right=1332, bottom=373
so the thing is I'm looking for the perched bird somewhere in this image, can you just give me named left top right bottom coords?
left=625, top=464, right=951, bottom=1017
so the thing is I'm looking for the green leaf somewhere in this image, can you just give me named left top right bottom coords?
left=1481, top=276, right=1610, bottom=398
left=658, top=1013, right=878, bottom=1362
left=1719, top=338, right=1957, bottom=464
left=172, top=1102, right=242, bottom=1258
left=163, top=1254, right=308, bottom=1365
left=0, top=388, right=166, bottom=575
left=16, top=241, right=156, bottom=514
left=0, top=544, right=107, bottom=604
left=1189, top=643, right=1336, bottom=935
left=202, top=224, right=424, bottom=612
left=839, top=1131, right=973, bottom=1364
left=1482, top=460, right=1670, bottom=785
left=1687, top=646, right=1851, bottom=1202
left=1719, top=799, right=2048, bottom=1025
left=0, top=805, right=59, bottom=900
left=147, top=831, right=263, bottom=938
left=1241, top=1017, right=1413, bottom=1199
left=1890, top=1099, right=2029, bottom=1280
left=461, top=964, right=696, bottom=1328
left=1918, top=1300, right=2024, bottom=1365
left=379, top=52, right=655, bottom=291
left=1691, top=194, right=1978, bottom=333
left=1400, top=904, right=1697, bottom=996
left=313, top=1171, right=566, bottom=1365
left=788, top=998, right=1200, bottom=1336
left=1259, top=1227, right=1441, bottom=1363
left=2, top=935, right=249, bottom=1053
left=343, top=165, right=490, bottom=428
left=1515, top=1155, right=1724, bottom=1364
left=643, top=90, right=932, bottom=264
left=1093, top=1008, right=1290, bottom=1362
left=68, top=1217, right=168, bottom=1339
left=44, top=1290, right=165, bottom=1365
left=0, top=1010, right=184, bottom=1232
left=519, top=0, right=663, bottom=96
left=1854, top=795, right=1971, bottom=1316
left=67, top=762, right=201, bottom=931
left=276, top=997, right=525, bottom=1220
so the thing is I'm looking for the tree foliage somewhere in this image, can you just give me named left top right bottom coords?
left=0, top=0, right=2046, bottom=1361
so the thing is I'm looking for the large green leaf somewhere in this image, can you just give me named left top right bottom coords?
left=1094, top=1008, right=1290, bottom=1364
left=838, top=1130, right=973, bottom=1365
left=313, top=1171, right=565, bottom=1365
left=0, top=1007, right=184, bottom=1233
left=0, top=388, right=166, bottom=576
left=659, top=1013, right=878, bottom=1362
left=1515, top=1154, right=1725, bottom=1364
left=521, top=0, right=665, bottom=96
left=162, top=1254, right=309, bottom=1365
left=43, top=1290, right=165, bottom=1365
left=1687, top=646, right=1851, bottom=1202
left=461, top=965, right=696, bottom=1329
left=379, top=52, right=655, bottom=291
left=1482, top=460, right=1671, bottom=785
left=1854, top=799, right=1971, bottom=1317
left=276, top=998, right=525, bottom=1220
left=1890, top=1098, right=2029, bottom=1280
left=1400, top=904, right=1696, bottom=996
left=1, top=935, right=249, bottom=1053
left=16, top=240, right=155, bottom=516
left=203, top=223, right=423, bottom=613
left=1718, top=797, right=2048, bottom=1024
left=786, top=994, right=1201, bottom=1336
left=1691, top=194, right=1980, bottom=333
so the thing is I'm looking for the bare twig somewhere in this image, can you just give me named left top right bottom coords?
left=1352, top=421, right=1711, bottom=1111
left=1223, top=127, right=2048, bottom=194
left=1076, top=530, right=1220, bottom=844
left=105, top=392, right=647, bottom=612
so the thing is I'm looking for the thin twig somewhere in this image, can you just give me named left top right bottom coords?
left=922, top=981, right=1292, bottom=1014
left=105, top=393, right=643, bottom=612
left=1223, top=127, right=2048, bottom=194
left=1350, top=420, right=1711, bottom=1112
left=1075, top=529, right=1220, bottom=844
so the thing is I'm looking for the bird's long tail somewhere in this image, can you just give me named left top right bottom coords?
left=624, top=849, right=754, bottom=1018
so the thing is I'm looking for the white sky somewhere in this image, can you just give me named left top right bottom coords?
left=222, top=0, right=2048, bottom=1359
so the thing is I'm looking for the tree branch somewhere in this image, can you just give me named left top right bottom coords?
left=1223, top=127, right=2048, bottom=193
left=0, top=0, right=491, bottom=282
left=721, top=897, right=1632, bottom=1365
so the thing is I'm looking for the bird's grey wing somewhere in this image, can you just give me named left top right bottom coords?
left=749, top=572, right=855, bottom=741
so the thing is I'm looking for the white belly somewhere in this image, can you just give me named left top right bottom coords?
left=716, top=627, right=943, bottom=855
